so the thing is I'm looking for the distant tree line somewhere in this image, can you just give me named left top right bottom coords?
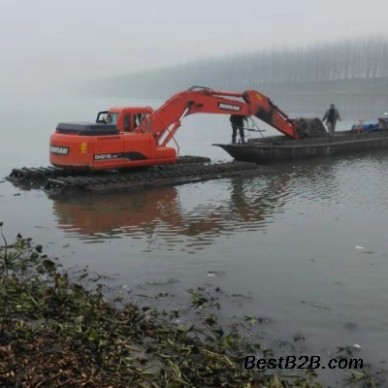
left=174, top=36, right=388, bottom=86
left=235, top=37, right=388, bottom=84
left=84, top=37, right=388, bottom=98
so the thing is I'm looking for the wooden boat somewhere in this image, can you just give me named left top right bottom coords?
left=215, top=117, right=388, bottom=163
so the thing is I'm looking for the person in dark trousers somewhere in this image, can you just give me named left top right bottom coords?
left=230, top=114, right=247, bottom=144
left=322, top=103, right=341, bottom=135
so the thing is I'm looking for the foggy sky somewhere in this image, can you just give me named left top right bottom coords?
left=1, top=0, right=387, bottom=96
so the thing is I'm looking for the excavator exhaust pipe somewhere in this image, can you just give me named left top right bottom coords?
left=292, top=118, right=328, bottom=138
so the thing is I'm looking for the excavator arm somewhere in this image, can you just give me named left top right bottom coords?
left=136, top=86, right=325, bottom=146
left=242, top=90, right=326, bottom=139
left=242, top=90, right=299, bottom=138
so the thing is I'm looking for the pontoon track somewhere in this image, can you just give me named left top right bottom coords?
left=5, top=156, right=261, bottom=196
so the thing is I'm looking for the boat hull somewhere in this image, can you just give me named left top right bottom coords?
left=214, top=130, right=388, bottom=163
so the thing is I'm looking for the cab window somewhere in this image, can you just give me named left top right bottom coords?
left=96, top=111, right=119, bottom=125
left=123, top=114, right=131, bottom=131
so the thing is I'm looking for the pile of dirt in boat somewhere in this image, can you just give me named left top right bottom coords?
left=295, top=118, right=328, bottom=138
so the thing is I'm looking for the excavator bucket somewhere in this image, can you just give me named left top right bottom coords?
left=292, top=118, right=328, bottom=138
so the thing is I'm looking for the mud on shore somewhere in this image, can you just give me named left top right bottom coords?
left=0, top=224, right=383, bottom=387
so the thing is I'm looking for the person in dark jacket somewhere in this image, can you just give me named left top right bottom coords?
left=230, top=114, right=247, bottom=144
left=322, top=104, right=341, bottom=135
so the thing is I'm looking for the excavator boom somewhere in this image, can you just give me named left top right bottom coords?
left=137, top=86, right=301, bottom=144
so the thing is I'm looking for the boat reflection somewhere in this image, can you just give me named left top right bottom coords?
left=51, top=175, right=291, bottom=249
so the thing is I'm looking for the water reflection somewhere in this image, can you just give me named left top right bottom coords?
left=51, top=150, right=388, bottom=251
left=52, top=175, right=291, bottom=249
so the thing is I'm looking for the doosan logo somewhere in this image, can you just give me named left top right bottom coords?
left=218, top=103, right=241, bottom=111
left=50, top=146, right=69, bottom=155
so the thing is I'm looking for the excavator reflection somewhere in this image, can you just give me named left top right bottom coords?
left=52, top=175, right=291, bottom=250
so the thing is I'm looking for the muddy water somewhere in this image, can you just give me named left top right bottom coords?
left=1, top=94, right=388, bottom=383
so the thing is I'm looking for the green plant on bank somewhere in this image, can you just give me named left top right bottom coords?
left=0, top=222, right=379, bottom=387
left=345, top=370, right=382, bottom=388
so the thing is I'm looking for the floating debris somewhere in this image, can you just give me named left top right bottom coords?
left=146, top=278, right=178, bottom=286
left=293, top=333, right=306, bottom=342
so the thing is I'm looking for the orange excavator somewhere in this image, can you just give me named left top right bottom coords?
left=50, top=86, right=325, bottom=170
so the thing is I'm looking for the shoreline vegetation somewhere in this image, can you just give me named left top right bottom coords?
left=0, top=223, right=381, bottom=387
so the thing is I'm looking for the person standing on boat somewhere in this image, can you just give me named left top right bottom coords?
left=322, top=104, right=341, bottom=135
left=230, top=114, right=247, bottom=144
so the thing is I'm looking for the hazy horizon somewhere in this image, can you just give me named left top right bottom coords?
left=1, top=0, right=388, bottom=97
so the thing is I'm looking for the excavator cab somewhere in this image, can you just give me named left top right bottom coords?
left=49, top=105, right=176, bottom=170
left=95, top=107, right=154, bottom=132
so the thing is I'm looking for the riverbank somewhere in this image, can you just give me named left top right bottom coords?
left=1, top=224, right=384, bottom=387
